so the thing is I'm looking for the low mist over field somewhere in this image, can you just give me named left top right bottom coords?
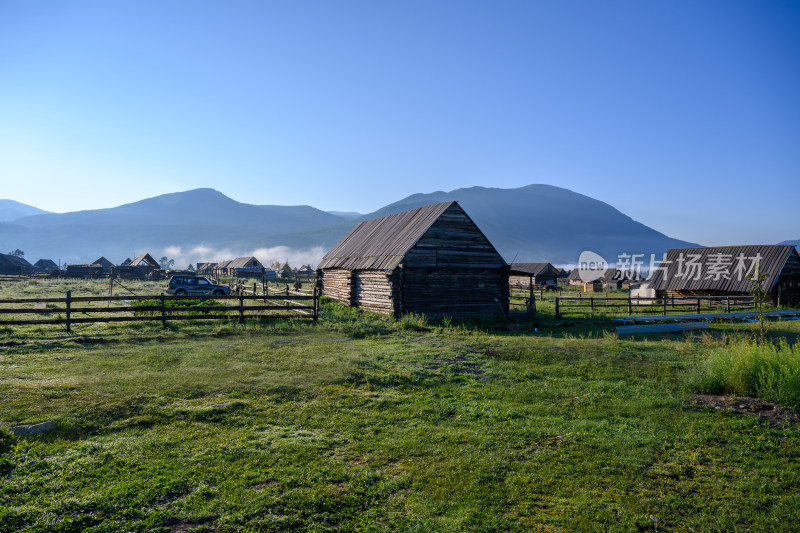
left=162, top=244, right=326, bottom=270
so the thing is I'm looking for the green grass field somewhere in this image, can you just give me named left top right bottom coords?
left=1, top=279, right=799, bottom=531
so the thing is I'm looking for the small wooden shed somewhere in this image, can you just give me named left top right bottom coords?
left=91, top=256, right=114, bottom=276
left=317, top=201, right=509, bottom=319
left=508, top=262, right=560, bottom=290
left=33, top=259, right=59, bottom=274
left=649, top=245, right=800, bottom=306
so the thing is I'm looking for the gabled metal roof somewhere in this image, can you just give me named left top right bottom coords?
left=318, top=202, right=458, bottom=270
left=649, top=245, right=797, bottom=292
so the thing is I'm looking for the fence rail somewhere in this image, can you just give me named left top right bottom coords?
left=551, top=295, right=755, bottom=319
left=0, top=289, right=319, bottom=331
left=508, top=291, right=758, bottom=319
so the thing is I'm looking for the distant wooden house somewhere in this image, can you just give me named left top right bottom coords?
left=227, top=257, right=264, bottom=277
left=213, top=260, right=233, bottom=277
left=91, top=256, right=114, bottom=276
left=567, top=269, right=583, bottom=286
left=112, top=253, right=164, bottom=280
left=600, top=268, right=623, bottom=290
left=33, top=259, right=59, bottom=274
left=567, top=267, right=625, bottom=289
left=196, top=262, right=217, bottom=276
left=296, top=265, right=315, bottom=279
left=650, top=245, right=800, bottom=306
left=317, top=201, right=509, bottom=319
left=508, top=262, right=559, bottom=290
left=120, top=258, right=132, bottom=266
left=0, top=253, right=33, bottom=275
left=65, top=264, right=104, bottom=278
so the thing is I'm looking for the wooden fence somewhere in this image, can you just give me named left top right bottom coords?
left=551, top=295, right=755, bottom=319
left=507, top=290, right=758, bottom=320
left=0, top=287, right=319, bottom=331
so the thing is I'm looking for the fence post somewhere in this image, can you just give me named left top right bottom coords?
left=555, top=297, right=560, bottom=319
left=65, top=290, right=71, bottom=333
left=590, top=296, right=594, bottom=314
left=160, top=293, right=166, bottom=327
left=726, top=296, right=730, bottom=313
left=662, top=296, right=667, bottom=316
left=313, top=285, right=319, bottom=322
left=627, top=295, right=632, bottom=315
left=238, top=293, right=244, bottom=324
left=253, top=282, right=256, bottom=295
left=697, top=297, right=701, bottom=314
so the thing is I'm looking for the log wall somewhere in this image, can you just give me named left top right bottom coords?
left=320, top=269, right=353, bottom=305
left=401, top=268, right=508, bottom=319
left=403, top=205, right=505, bottom=269
left=354, top=270, right=399, bottom=316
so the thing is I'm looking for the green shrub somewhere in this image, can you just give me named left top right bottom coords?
left=692, top=339, right=800, bottom=407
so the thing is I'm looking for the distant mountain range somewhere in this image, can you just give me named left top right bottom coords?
left=1, top=185, right=702, bottom=266
left=0, top=199, right=51, bottom=222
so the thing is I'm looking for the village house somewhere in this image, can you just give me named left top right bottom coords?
left=317, top=201, right=509, bottom=319
left=649, top=245, right=800, bottom=306
left=508, top=262, right=560, bottom=290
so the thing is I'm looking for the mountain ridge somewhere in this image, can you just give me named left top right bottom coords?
left=1, top=185, right=699, bottom=265
left=0, top=199, right=52, bottom=222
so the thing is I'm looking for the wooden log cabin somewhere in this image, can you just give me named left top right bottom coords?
left=317, top=201, right=509, bottom=319
left=227, top=257, right=264, bottom=278
left=508, top=262, right=559, bottom=290
left=649, top=245, right=800, bottom=306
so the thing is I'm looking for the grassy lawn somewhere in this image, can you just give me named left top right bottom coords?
left=1, top=279, right=799, bottom=531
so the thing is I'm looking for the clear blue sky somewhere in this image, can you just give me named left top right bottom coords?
left=1, top=1, right=798, bottom=245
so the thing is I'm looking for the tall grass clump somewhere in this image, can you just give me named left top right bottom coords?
left=397, top=312, right=428, bottom=330
left=693, top=339, right=800, bottom=407
left=318, top=299, right=393, bottom=338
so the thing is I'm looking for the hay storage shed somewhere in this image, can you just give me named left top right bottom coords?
left=317, top=201, right=509, bottom=318
left=649, top=245, right=800, bottom=306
